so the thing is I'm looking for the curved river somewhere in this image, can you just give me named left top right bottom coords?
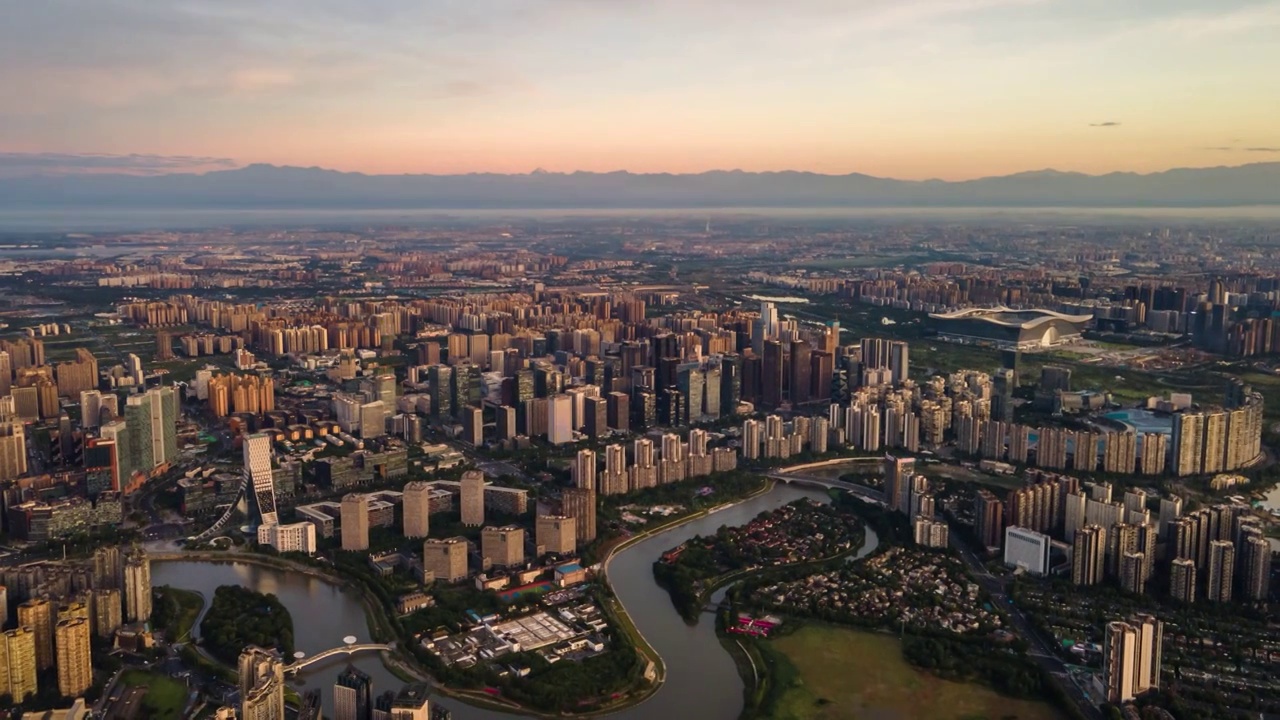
left=153, top=484, right=878, bottom=719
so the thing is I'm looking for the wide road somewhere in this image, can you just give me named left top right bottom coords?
left=949, top=532, right=1103, bottom=720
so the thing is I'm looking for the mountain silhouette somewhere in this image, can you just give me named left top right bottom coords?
left=1, top=162, right=1278, bottom=209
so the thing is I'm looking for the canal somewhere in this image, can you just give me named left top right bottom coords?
left=152, top=483, right=879, bottom=718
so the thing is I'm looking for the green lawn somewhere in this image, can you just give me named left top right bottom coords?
left=118, top=670, right=189, bottom=720
left=767, top=625, right=1063, bottom=720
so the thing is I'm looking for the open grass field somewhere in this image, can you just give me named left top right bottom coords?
left=118, top=669, right=189, bottom=720
left=767, top=625, right=1063, bottom=720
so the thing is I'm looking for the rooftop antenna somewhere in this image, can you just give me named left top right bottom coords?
left=705, top=217, right=712, bottom=234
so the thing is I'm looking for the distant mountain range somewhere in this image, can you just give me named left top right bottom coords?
left=2, top=162, right=1279, bottom=209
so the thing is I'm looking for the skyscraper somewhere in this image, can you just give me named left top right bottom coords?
left=1207, top=540, right=1235, bottom=602
left=0, top=422, right=26, bottom=481
left=245, top=433, right=278, bottom=527
left=884, top=455, right=915, bottom=516
left=18, top=598, right=54, bottom=671
left=124, top=548, right=152, bottom=623
left=1169, top=558, right=1197, bottom=603
left=55, top=617, right=92, bottom=697
left=1241, top=534, right=1272, bottom=601
left=402, top=481, right=431, bottom=539
left=341, top=494, right=371, bottom=551
left=240, top=646, right=286, bottom=720
left=562, top=487, right=597, bottom=543
left=572, top=449, right=597, bottom=491
left=1072, top=525, right=1106, bottom=586
left=123, top=385, right=178, bottom=479
left=0, top=627, right=38, bottom=702
left=460, top=470, right=486, bottom=526
left=335, top=665, right=374, bottom=720
left=1104, top=616, right=1162, bottom=703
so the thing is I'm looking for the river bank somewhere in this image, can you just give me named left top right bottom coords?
left=154, top=481, right=835, bottom=720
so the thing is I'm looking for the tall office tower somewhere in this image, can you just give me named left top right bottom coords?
left=155, top=331, right=174, bottom=360
left=389, top=683, right=432, bottom=720
left=481, top=526, right=525, bottom=568
left=1207, top=540, right=1235, bottom=602
left=992, top=368, right=1015, bottom=422
left=427, top=365, right=453, bottom=419
left=889, top=341, right=909, bottom=385
left=0, top=350, right=10, bottom=397
left=464, top=407, right=483, bottom=446
left=341, top=494, right=371, bottom=551
left=760, top=340, right=784, bottom=410
left=572, top=449, right=597, bottom=491
left=1072, top=525, right=1106, bottom=586
left=583, top=396, right=607, bottom=439
left=124, top=548, right=152, bottom=623
left=536, top=515, right=577, bottom=556
left=884, top=455, right=915, bottom=516
left=54, top=617, right=91, bottom=697
left=973, top=490, right=1004, bottom=549
left=0, top=422, right=26, bottom=481
left=123, top=385, right=178, bottom=477
left=423, top=537, right=469, bottom=583
left=1241, top=534, right=1272, bottom=601
left=17, top=598, right=54, bottom=671
left=1170, top=412, right=1205, bottom=476
left=460, top=470, right=486, bottom=527
left=562, top=487, right=597, bottom=544
left=788, top=340, right=812, bottom=405
left=1104, top=616, right=1162, bottom=703
left=240, top=646, right=286, bottom=720
left=92, top=588, right=122, bottom=638
left=0, top=627, right=38, bottom=702
left=495, top=404, right=517, bottom=440
left=606, top=391, right=630, bottom=432
left=1169, top=558, right=1197, bottom=603
left=402, top=482, right=431, bottom=539
left=335, top=665, right=374, bottom=720
left=547, top=393, right=573, bottom=445
left=0, top=586, right=6, bottom=631
left=244, top=433, right=278, bottom=527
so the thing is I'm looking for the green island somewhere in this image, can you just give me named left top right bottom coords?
left=151, top=585, right=205, bottom=643
left=199, top=585, right=296, bottom=664
left=652, top=498, right=866, bottom=622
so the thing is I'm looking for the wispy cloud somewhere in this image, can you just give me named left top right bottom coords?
left=1089, top=121, right=1121, bottom=127
left=1245, top=147, right=1280, bottom=153
left=0, top=152, right=239, bottom=177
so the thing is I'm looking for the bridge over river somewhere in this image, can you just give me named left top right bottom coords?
left=285, top=643, right=394, bottom=673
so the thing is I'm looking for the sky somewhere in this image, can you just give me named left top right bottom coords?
left=2, top=0, right=1279, bottom=180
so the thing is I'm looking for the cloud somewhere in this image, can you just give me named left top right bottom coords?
left=1089, top=122, right=1121, bottom=127
left=0, top=152, right=239, bottom=177
left=1245, top=147, right=1280, bottom=153
left=1204, top=146, right=1235, bottom=151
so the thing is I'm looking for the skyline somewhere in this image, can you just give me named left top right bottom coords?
left=3, top=0, right=1280, bottom=180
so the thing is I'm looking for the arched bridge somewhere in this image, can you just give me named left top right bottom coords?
left=285, top=643, right=394, bottom=673
left=765, top=471, right=887, bottom=505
